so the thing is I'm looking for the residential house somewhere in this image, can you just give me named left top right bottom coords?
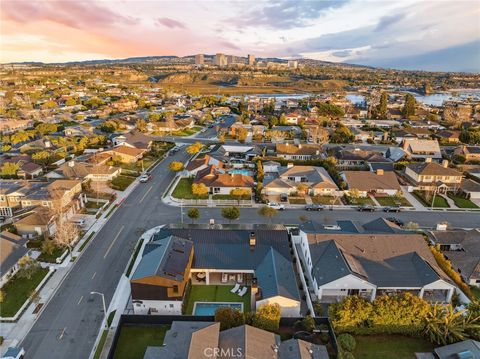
left=454, top=145, right=480, bottom=162
left=112, top=131, right=152, bottom=150
left=46, top=160, right=120, bottom=182
left=402, top=139, right=442, bottom=161
left=263, top=165, right=338, bottom=196
left=341, top=169, right=401, bottom=197
left=19, top=139, right=55, bottom=153
left=17, top=162, right=43, bottom=179
left=64, top=124, right=94, bottom=137
left=0, top=119, right=33, bottom=134
left=131, top=235, right=194, bottom=315
left=185, top=155, right=224, bottom=176
left=14, top=207, right=56, bottom=239
left=276, top=144, right=321, bottom=161
left=132, top=224, right=301, bottom=317
left=294, top=219, right=456, bottom=303
left=436, top=130, right=460, bottom=144
left=460, top=179, right=480, bottom=199
left=431, top=340, right=480, bottom=359
left=143, top=321, right=329, bottom=359
left=404, top=160, right=463, bottom=192
left=0, top=231, right=28, bottom=285
left=193, top=165, right=254, bottom=195
left=0, top=181, right=28, bottom=217
left=429, top=229, right=480, bottom=287
left=333, top=148, right=387, bottom=169
left=111, top=145, right=146, bottom=163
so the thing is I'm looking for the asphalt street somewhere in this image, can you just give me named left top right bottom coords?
left=21, top=131, right=480, bottom=359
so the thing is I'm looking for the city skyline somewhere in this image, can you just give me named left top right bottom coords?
left=1, top=0, right=479, bottom=71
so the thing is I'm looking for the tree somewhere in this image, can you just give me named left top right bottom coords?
left=169, top=161, right=184, bottom=172
left=52, top=215, right=80, bottom=255
left=136, top=119, right=148, bottom=133
left=32, top=151, right=51, bottom=166
left=236, top=127, right=248, bottom=143
left=252, top=303, right=281, bottom=332
left=0, top=162, right=20, bottom=177
left=258, top=205, right=278, bottom=223
left=17, top=256, right=40, bottom=280
left=221, top=206, right=240, bottom=223
left=268, top=116, right=279, bottom=128
left=42, top=100, right=58, bottom=110
left=187, top=208, right=200, bottom=224
left=65, top=97, right=77, bottom=107
left=30, top=290, right=41, bottom=306
left=296, top=183, right=309, bottom=196
left=330, top=125, right=354, bottom=144
left=423, top=304, right=480, bottom=345
left=402, top=93, right=416, bottom=118
left=215, top=307, right=245, bottom=330
left=191, top=183, right=208, bottom=198
left=42, top=240, right=57, bottom=256
left=348, top=188, right=361, bottom=203
left=375, top=92, right=388, bottom=119
left=230, top=188, right=250, bottom=204
left=186, top=142, right=203, bottom=155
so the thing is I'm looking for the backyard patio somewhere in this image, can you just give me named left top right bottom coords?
left=184, top=285, right=252, bottom=315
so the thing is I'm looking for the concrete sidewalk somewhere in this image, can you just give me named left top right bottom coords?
left=0, top=178, right=142, bottom=354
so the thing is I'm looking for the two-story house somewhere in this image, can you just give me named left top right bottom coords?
left=404, top=160, right=463, bottom=192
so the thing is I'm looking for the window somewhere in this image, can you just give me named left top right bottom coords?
left=169, top=304, right=174, bottom=308
left=172, top=285, right=178, bottom=293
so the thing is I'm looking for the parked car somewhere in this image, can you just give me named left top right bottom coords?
left=357, top=205, right=375, bottom=212
left=139, top=173, right=152, bottom=183
left=386, top=217, right=404, bottom=226
left=71, top=218, right=86, bottom=227
left=304, top=204, right=324, bottom=211
left=280, top=193, right=288, bottom=202
left=267, top=202, right=285, bottom=210
left=383, top=206, right=402, bottom=213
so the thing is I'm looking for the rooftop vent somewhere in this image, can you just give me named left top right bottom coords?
left=249, top=231, right=256, bottom=248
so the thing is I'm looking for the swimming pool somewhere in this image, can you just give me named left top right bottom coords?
left=193, top=302, right=243, bottom=316
left=228, top=169, right=253, bottom=176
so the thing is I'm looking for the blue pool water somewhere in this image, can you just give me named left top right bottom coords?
left=228, top=169, right=252, bottom=176
left=193, top=302, right=243, bottom=316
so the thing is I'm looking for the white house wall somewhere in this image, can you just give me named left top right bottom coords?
left=133, top=299, right=182, bottom=315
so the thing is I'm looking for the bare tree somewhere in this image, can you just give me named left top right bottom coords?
left=52, top=215, right=80, bottom=255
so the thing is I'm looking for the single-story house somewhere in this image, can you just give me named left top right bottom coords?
left=194, top=165, right=254, bottom=195
left=111, top=145, right=146, bottom=163
left=14, top=208, right=56, bottom=239
left=294, top=219, right=456, bottom=303
left=460, top=179, right=480, bottom=199
left=185, top=155, right=224, bottom=176
left=402, top=139, right=442, bottom=161
left=17, top=162, right=43, bottom=179
left=341, top=169, right=401, bottom=197
left=276, top=144, right=321, bottom=161
left=454, top=145, right=480, bottom=162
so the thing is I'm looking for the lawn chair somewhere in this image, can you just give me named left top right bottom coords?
left=230, top=283, right=240, bottom=294
left=238, top=287, right=248, bottom=297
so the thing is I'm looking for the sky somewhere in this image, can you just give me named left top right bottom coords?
left=1, top=0, right=479, bottom=72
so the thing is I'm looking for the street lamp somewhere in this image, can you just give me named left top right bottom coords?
left=91, top=291, right=107, bottom=328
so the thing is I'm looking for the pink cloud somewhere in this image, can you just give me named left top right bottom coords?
left=156, top=17, right=186, bottom=29
left=1, top=0, right=138, bottom=29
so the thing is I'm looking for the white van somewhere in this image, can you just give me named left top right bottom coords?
left=71, top=218, right=86, bottom=227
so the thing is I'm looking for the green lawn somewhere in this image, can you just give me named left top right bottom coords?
left=447, top=194, right=479, bottom=209
left=110, top=175, right=136, bottom=191
left=375, top=196, right=412, bottom=207
left=0, top=267, right=49, bottom=317
left=353, top=335, right=435, bottom=359
left=37, top=246, right=66, bottom=263
left=170, top=126, right=203, bottom=137
left=413, top=191, right=450, bottom=208
left=311, top=196, right=338, bottom=205
left=171, top=178, right=208, bottom=200
left=212, top=194, right=251, bottom=200
left=289, top=197, right=307, bottom=205
left=344, top=195, right=376, bottom=206
left=113, top=325, right=169, bottom=359
left=85, top=201, right=104, bottom=209
left=184, top=285, right=251, bottom=315
left=93, top=329, right=108, bottom=359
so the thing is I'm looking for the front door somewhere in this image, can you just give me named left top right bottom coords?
left=348, top=289, right=360, bottom=295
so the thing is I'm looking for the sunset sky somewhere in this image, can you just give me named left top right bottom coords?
left=1, top=0, right=479, bottom=71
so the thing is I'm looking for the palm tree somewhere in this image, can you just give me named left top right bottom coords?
left=423, top=304, right=480, bottom=345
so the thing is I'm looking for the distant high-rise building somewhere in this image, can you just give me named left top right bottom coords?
left=214, top=53, right=227, bottom=67
left=195, top=54, right=204, bottom=65
left=288, top=60, right=298, bottom=69
left=227, top=55, right=236, bottom=65
left=247, top=54, right=255, bottom=66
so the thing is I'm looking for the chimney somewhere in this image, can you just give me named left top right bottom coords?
left=287, top=162, right=294, bottom=168
left=298, top=144, right=302, bottom=149
left=249, top=232, right=256, bottom=248
left=442, top=159, right=449, bottom=168
left=376, top=169, right=384, bottom=176
left=425, top=157, right=432, bottom=163
left=68, top=160, right=75, bottom=167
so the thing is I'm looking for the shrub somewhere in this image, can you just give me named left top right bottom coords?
left=214, top=307, right=245, bottom=330
left=252, top=304, right=281, bottom=332
left=338, top=333, right=356, bottom=352
left=341, top=352, right=355, bottom=359
left=301, top=315, right=316, bottom=332
left=320, top=332, right=330, bottom=344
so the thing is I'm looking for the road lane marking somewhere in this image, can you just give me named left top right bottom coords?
left=91, top=272, right=96, bottom=280
left=104, top=225, right=125, bottom=259
left=58, top=327, right=67, bottom=340
left=139, top=186, right=153, bottom=204
left=77, top=296, right=83, bottom=305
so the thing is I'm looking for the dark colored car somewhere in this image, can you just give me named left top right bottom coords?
left=386, top=217, right=404, bottom=226
left=357, top=205, right=375, bottom=212
left=383, top=206, right=402, bottom=212
left=304, top=204, right=324, bottom=211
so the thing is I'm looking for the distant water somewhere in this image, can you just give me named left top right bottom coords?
left=411, top=90, right=480, bottom=106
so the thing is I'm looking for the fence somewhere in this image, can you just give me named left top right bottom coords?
left=107, top=314, right=338, bottom=359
